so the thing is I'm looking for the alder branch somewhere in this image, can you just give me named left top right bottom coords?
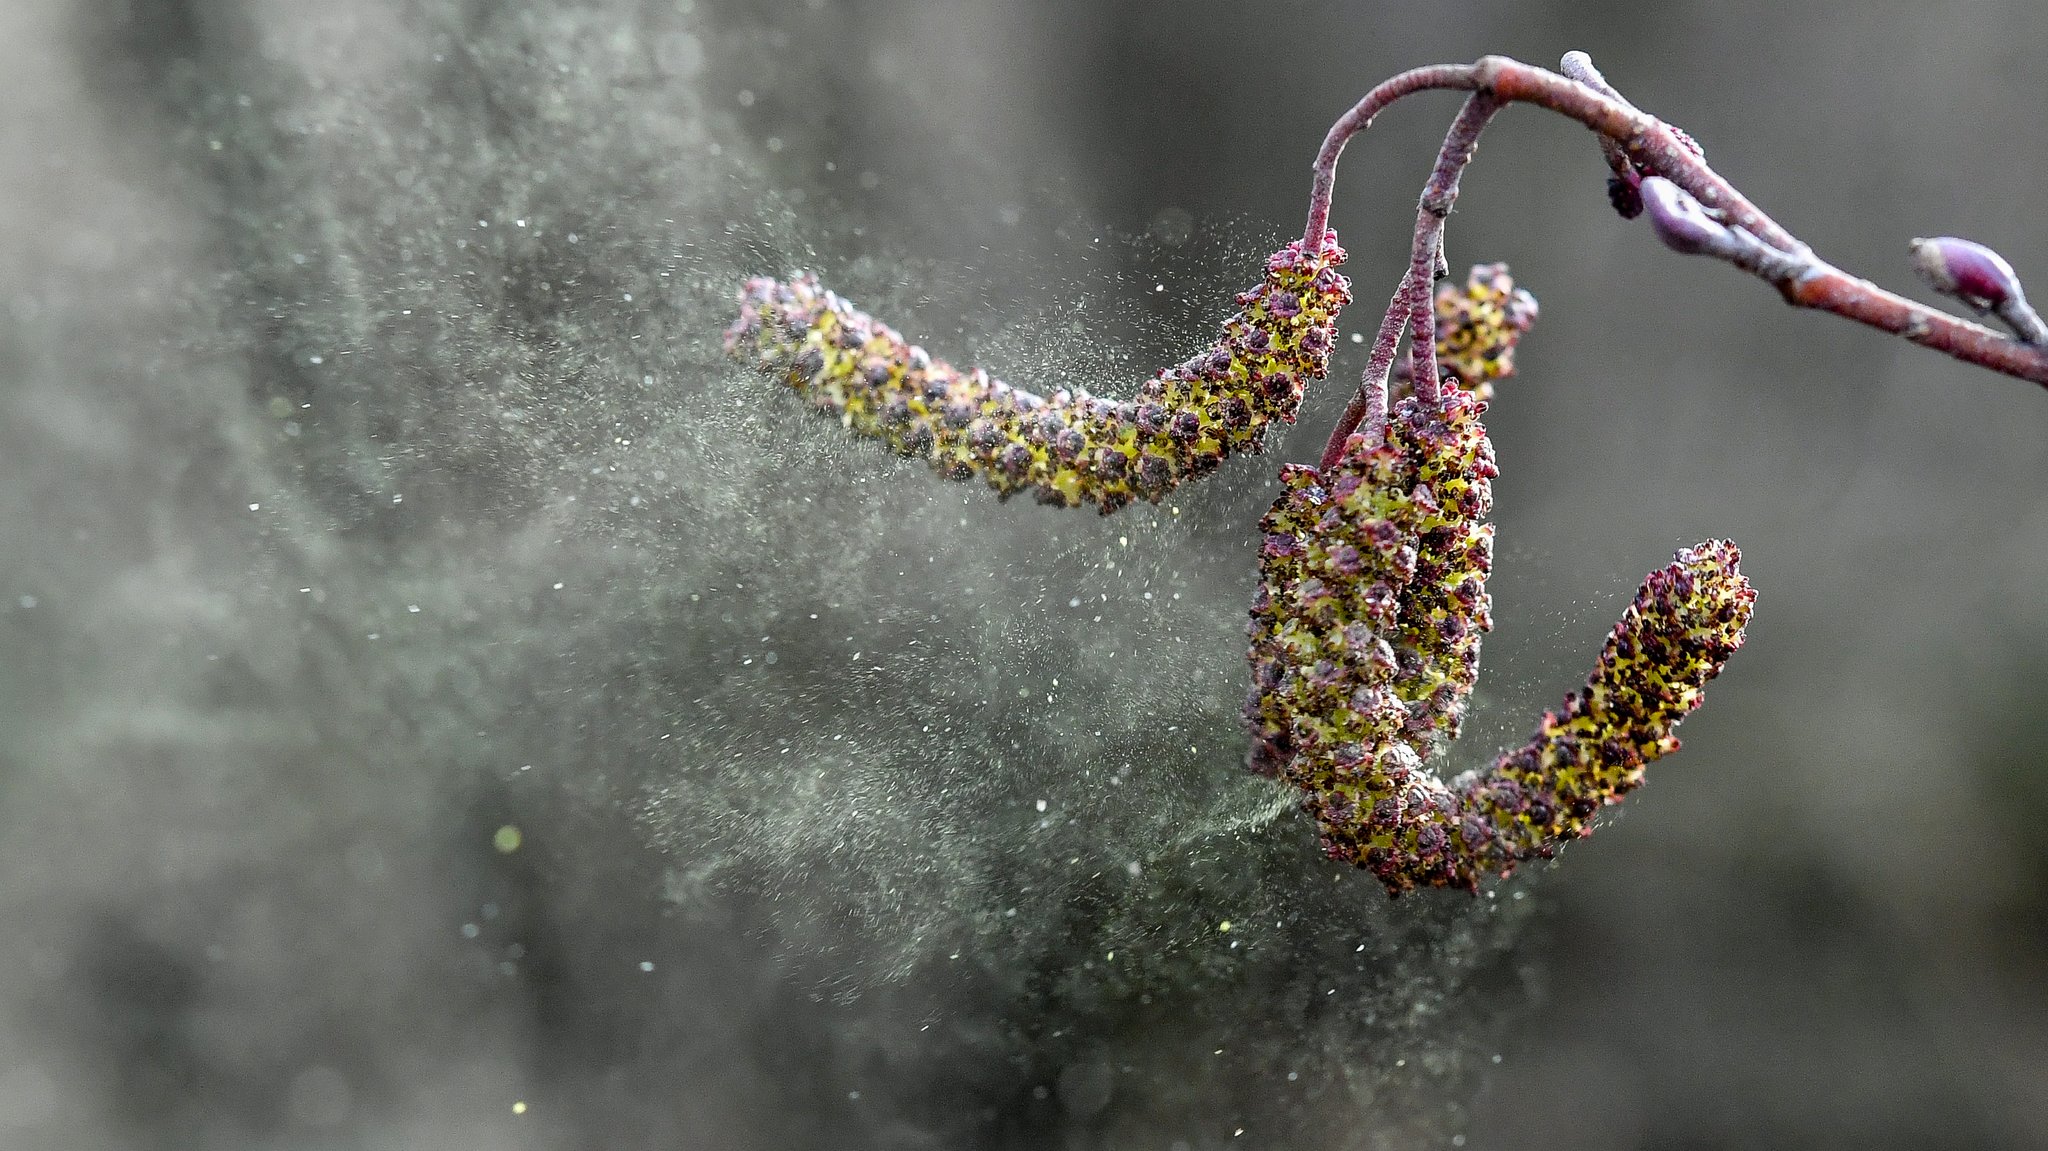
left=1302, top=54, right=2048, bottom=389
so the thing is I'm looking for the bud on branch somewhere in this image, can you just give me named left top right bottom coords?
left=1910, top=235, right=2048, bottom=345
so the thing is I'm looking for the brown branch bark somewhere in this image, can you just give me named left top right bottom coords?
left=1302, top=54, right=2048, bottom=390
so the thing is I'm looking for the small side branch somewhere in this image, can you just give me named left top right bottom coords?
left=1321, top=95, right=1501, bottom=469
left=1303, top=63, right=1482, bottom=249
left=1406, top=95, right=1502, bottom=405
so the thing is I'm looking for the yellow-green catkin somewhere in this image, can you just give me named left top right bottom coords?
left=1391, top=262, right=1540, bottom=406
left=1242, top=390, right=1498, bottom=884
left=1247, top=391, right=1753, bottom=894
left=725, top=232, right=1352, bottom=513
left=1460, top=540, right=1755, bottom=871
left=1354, top=264, right=1542, bottom=756
left=1388, top=403, right=1498, bottom=753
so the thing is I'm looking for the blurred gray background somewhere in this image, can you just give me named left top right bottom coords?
left=2, top=1, right=2044, bottom=1148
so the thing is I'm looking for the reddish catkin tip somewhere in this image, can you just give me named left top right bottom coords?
left=725, top=233, right=1352, bottom=513
left=1606, top=172, right=1644, bottom=220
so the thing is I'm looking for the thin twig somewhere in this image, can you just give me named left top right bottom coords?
left=1301, top=54, right=2048, bottom=389
left=1319, top=270, right=1413, bottom=472
left=1406, top=95, right=1502, bottom=406
left=1558, top=51, right=1639, bottom=161
left=1321, top=95, right=1502, bottom=467
left=1302, top=63, right=1477, bottom=249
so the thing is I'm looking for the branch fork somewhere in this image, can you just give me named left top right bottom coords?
left=1306, top=50, right=2048, bottom=440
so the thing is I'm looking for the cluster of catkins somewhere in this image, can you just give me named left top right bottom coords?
left=727, top=232, right=1753, bottom=895
left=1247, top=408, right=1752, bottom=891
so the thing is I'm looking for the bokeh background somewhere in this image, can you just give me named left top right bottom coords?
left=3, top=1, right=2044, bottom=1148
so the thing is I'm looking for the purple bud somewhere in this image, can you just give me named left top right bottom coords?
left=1640, top=176, right=1730, bottom=256
left=1909, top=236, right=2022, bottom=310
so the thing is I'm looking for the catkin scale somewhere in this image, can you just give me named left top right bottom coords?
left=725, top=233, right=1352, bottom=513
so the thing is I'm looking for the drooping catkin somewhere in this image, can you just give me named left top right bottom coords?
left=1242, top=391, right=1499, bottom=890
left=1458, top=540, right=1754, bottom=871
left=1247, top=391, right=1753, bottom=894
left=725, top=232, right=1352, bottom=513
